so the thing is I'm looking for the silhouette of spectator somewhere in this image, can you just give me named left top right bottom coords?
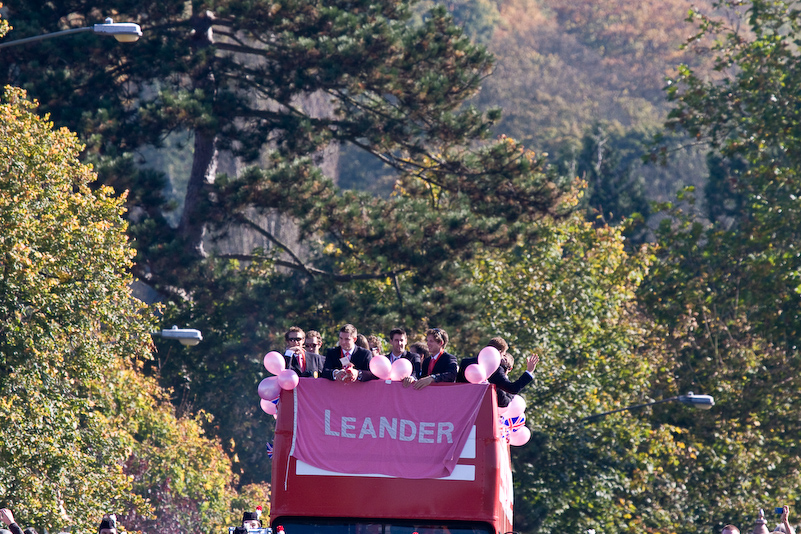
left=0, top=509, right=23, bottom=534
left=97, top=514, right=118, bottom=534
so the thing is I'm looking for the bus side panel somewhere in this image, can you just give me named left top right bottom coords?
left=271, top=384, right=511, bottom=533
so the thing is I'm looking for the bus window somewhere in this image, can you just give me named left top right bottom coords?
left=273, top=519, right=492, bottom=534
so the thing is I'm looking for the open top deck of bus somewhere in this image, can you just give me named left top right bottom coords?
left=270, top=380, right=513, bottom=534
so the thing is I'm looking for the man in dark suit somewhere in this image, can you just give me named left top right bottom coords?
left=386, top=327, right=421, bottom=380
left=457, top=337, right=540, bottom=406
left=322, top=323, right=376, bottom=382
left=403, top=327, right=457, bottom=389
left=282, top=326, right=325, bottom=378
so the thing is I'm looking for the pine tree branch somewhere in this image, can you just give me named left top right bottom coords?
left=392, top=271, right=404, bottom=306
left=213, top=40, right=271, bottom=57
left=217, top=254, right=410, bottom=282
left=235, top=214, right=316, bottom=277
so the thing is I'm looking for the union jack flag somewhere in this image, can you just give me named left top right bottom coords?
left=506, top=414, right=526, bottom=432
left=499, top=414, right=526, bottom=442
left=265, top=441, right=273, bottom=459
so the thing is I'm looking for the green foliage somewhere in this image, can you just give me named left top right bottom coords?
left=553, top=123, right=651, bottom=232
left=0, top=86, right=151, bottom=531
left=703, top=152, right=746, bottom=225
left=0, top=0, right=571, bottom=347
left=154, top=145, right=567, bottom=483
left=641, top=196, right=801, bottom=531
left=644, top=0, right=801, bottom=528
left=0, top=88, right=253, bottom=533
left=470, top=214, right=695, bottom=533
left=0, top=0, right=571, bottom=483
left=0, top=6, right=7, bottom=38
left=416, top=0, right=501, bottom=44
left=661, top=0, right=801, bottom=376
left=112, top=367, right=245, bottom=534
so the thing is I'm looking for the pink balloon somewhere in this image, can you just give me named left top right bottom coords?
left=369, top=355, right=392, bottom=380
left=277, top=369, right=299, bottom=390
left=260, top=398, right=277, bottom=415
left=477, top=346, right=501, bottom=376
left=509, top=426, right=531, bottom=446
left=465, top=363, right=487, bottom=384
left=505, top=395, right=527, bottom=419
left=258, top=376, right=281, bottom=400
left=263, top=351, right=286, bottom=375
left=389, top=358, right=413, bottom=381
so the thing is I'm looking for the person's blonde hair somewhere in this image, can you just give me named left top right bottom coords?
left=426, top=327, right=448, bottom=346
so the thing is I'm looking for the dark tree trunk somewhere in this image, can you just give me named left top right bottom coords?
left=179, top=129, right=218, bottom=257
left=178, top=9, right=218, bottom=257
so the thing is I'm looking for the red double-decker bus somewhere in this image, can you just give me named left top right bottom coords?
left=270, top=380, right=514, bottom=534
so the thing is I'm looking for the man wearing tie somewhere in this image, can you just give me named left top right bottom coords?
left=386, top=327, right=421, bottom=382
left=322, top=324, right=376, bottom=382
left=283, top=326, right=324, bottom=378
left=403, top=327, right=457, bottom=389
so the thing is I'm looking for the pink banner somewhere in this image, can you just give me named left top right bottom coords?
left=291, top=380, right=488, bottom=479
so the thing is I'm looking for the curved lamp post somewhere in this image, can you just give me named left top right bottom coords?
left=152, top=326, right=203, bottom=347
left=0, top=18, right=142, bottom=49
left=579, top=392, right=714, bottom=423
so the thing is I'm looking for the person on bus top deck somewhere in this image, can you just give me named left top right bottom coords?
left=282, top=326, right=324, bottom=378
left=366, top=335, right=383, bottom=357
left=386, top=327, right=422, bottom=380
left=304, top=329, right=323, bottom=356
left=355, top=334, right=370, bottom=351
left=402, top=327, right=457, bottom=390
left=456, top=336, right=540, bottom=407
left=408, top=340, right=430, bottom=362
left=322, top=324, right=377, bottom=383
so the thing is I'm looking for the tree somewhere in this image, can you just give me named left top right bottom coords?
left=468, top=214, right=698, bottom=534
left=642, top=0, right=801, bottom=528
left=0, top=84, right=152, bottom=530
left=1, top=1, right=572, bottom=486
left=553, top=123, right=651, bottom=232
left=0, top=0, right=563, bottom=269
left=0, top=87, right=257, bottom=533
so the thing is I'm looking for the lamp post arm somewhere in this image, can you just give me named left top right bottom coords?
left=579, top=396, right=680, bottom=424
left=0, top=27, right=93, bottom=50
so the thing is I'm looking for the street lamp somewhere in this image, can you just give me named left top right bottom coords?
left=0, top=18, right=142, bottom=50
left=152, top=326, right=203, bottom=347
left=579, top=392, right=714, bottom=423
